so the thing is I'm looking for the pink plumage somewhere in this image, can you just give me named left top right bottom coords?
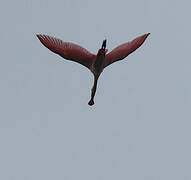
left=37, top=33, right=150, bottom=106
left=104, top=33, right=150, bottom=68
left=36, top=34, right=96, bottom=69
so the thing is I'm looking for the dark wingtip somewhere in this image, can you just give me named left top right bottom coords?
left=146, top=33, right=151, bottom=37
left=141, top=33, right=150, bottom=40
left=36, top=34, right=42, bottom=40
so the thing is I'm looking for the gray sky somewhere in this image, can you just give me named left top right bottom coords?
left=0, top=0, right=191, bottom=179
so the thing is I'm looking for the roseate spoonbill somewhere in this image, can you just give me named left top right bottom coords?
left=36, top=33, right=150, bottom=106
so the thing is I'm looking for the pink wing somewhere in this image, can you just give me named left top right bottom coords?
left=104, top=33, right=150, bottom=68
left=36, top=34, right=96, bottom=69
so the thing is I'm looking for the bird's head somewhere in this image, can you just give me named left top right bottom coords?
left=97, top=39, right=108, bottom=56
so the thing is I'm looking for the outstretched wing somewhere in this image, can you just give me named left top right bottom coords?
left=104, top=33, right=150, bottom=68
left=36, top=34, right=96, bottom=69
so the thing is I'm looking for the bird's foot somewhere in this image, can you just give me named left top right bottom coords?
left=88, top=99, right=94, bottom=106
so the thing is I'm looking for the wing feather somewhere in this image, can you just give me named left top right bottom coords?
left=37, top=34, right=96, bottom=69
left=104, top=33, right=150, bottom=68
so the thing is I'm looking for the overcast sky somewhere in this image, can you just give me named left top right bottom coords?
left=0, top=0, right=191, bottom=179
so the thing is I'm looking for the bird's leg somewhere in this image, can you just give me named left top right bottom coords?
left=88, top=75, right=99, bottom=106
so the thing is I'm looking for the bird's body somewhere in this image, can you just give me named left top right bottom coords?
left=91, top=51, right=105, bottom=76
left=37, top=33, right=150, bottom=106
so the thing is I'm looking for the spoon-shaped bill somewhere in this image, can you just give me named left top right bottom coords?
left=88, top=75, right=99, bottom=106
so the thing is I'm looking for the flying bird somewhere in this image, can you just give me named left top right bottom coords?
left=36, top=33, right=150, bottom=106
